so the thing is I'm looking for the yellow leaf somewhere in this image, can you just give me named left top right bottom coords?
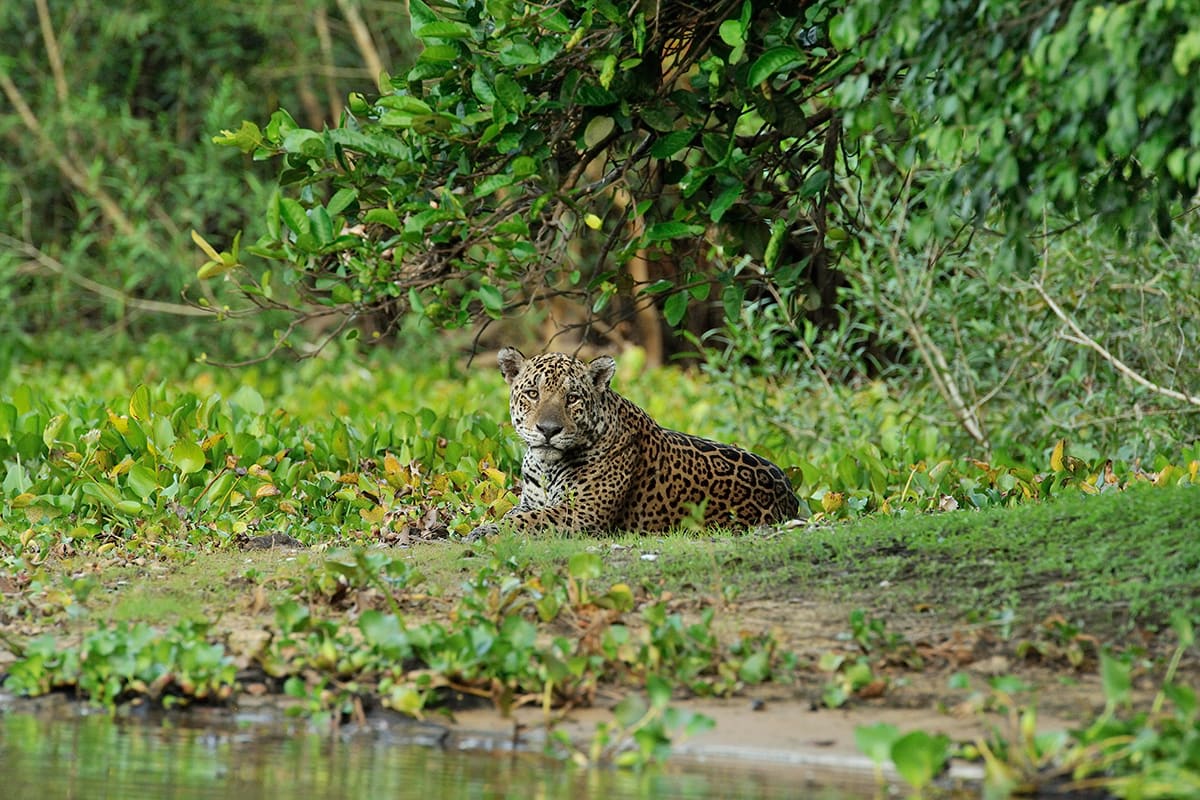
left=584, top=213, right=603, bottom=230
left=107, top=410, right=130, bottom=435
left=1050, top=439, right=1066, bottom=472
left=191, top=229, right=222, bottom=262
left=360, top=505, right=386, bottom=524
left=255, top=484, right=280, bottom=498
left=384, top=454, right=403, bottom=475
left=491, top=495, right=516, bottom=518
left=108, top=455, right=134, bottom=478
left=11, top=492, right=36, bottom=508
left=1154, top=465, right=1176, bottom=487
left=197, top=258, right=237, bottom=280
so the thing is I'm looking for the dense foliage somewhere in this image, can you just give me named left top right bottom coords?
left=0, top=0, right=413, bottom=363
left=1, top=346, right=1195, bottom=566
left=203, top=0, right=1200, bottom=342
left=195, top=0, right=1200, bottom=451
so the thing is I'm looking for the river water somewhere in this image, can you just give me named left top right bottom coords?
left=0, top=705, right=867, bottom=799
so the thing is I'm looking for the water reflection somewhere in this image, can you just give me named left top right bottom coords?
left=0, top=709, right=862, bottom=799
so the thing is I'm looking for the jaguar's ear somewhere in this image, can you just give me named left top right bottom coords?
left=588, top=355, right=616, bottom=390
left=497, top=347, right=526, bottom=385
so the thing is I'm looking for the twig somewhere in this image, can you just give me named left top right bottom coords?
left=336, top=0, right=386, bottom=86
left=313, top=5, right=343, bottom=120
left=0, top=72, right=138, bottom=239
left=882, top=171, right=990, bottom=447
left=35, top=0, right=68, bottom=102
left=1032, top=280, right=1200, bottom=407
left=1, top=233, right=210, bottom=317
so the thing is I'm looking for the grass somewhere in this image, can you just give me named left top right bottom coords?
left=30, top=484, right=1192, bottom=649
left=2, top=344, right=1198, bottom=796
left=448, top=485, right=1200, bottom=637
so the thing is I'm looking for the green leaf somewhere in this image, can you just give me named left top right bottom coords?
left=128, top=385, right=151, bottom=421
left=510, top=156, right=537, bottom=177
left=498, top=42, right=540, bottom=66
left=798, top=169, right=829, bottom=199
left=211, top=120, right=264, bottom=153
left=127, top=463, right=161, bottom=501
left=612, top=694, right=647, bottom=728
left=493, top=74, right=526, bottom=111
left=644, top=221, right=702, bottom=242
left=738, top=651, right=769, bottom=683
left=719, top=19, right=745, bottom=48
left=854, top=723, right=901, bottom=767
left=474, top=173, right=514, bottom=198
left=416, top=44, right=460, bottom=63
left=310, top=206, right=334, bottom=246
left=663, top=292, right=689, bottom=326
left=327, top=188, right=357, bottom=217
left=828, top=12, right=858, bottom=51
left=640, top=279, right=674, bottom=295
left=0, top=402, right=16, bottom=442
left=470, top=72, right=495, bottom=104
left=281, top=129, right=324, bottom=158
left=476, top=284, right=504, bottom=313
left=646, top=675, right=672, bottom=709
left=721, top=283, right=744, bottom=322
left=279, top=199, right=311, bottom=237
left=416, top=20, right=472, bottom=39
left=1170, top=609, right=1195, bottom=648
left=82, top=481, right=123, bottom=508
left=360, top=611, right=409, bottom=654
left=568, top=552, right=603, bottom=580
left=408, top=0, right=436, bottom=30
left=364, top=208, right=401, bottom=229
left=230, top=385, right=265, bottom=415
left=1099, top=652, right=1132, bottom=707
left=42, top=414, right=65, bottom=449
left=890, top=731, right=950, bottom=791
left=584, top=115, right=615, bottom=148
left=764, top=218, right=787, bottom=268
left=171, top=440, right=206, bottom=476
left=747, top=47, right=803, bottom=87
left=650, top=129, right=695, bottom=158
left=709, top=184, right=740, bottom=222
left=575, top=84, right=618, bottom=106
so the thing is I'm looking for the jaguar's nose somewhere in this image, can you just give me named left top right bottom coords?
left=536, top=421, right=563, bottom=440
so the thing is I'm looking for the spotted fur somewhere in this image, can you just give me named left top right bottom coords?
left=470, top=347, right=801, bottom=537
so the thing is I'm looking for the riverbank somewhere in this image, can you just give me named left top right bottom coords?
left=2, top=486, right=1197, bottom=794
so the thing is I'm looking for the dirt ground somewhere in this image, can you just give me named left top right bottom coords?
left=0, top=538, right=1192, bottom=796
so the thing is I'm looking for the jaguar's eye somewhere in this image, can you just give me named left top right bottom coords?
left=565, top=392, right=582, bottom=405
left=522, top=388, right=539, bottom=401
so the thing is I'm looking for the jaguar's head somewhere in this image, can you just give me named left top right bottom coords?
left=498, top=347, right=617, bottom=459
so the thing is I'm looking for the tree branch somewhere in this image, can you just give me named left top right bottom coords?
left=2, top=234, right=210, bottom=317
left=1032, top=280, right=1200, bottom=407
left=0, top=72, right=138, bottom=239
left=336, top=0, right=386, bottom=87
left=35, top=0, right=68, bottom=102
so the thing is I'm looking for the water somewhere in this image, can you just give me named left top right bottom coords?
left=0, top=705, right=865, bottom=799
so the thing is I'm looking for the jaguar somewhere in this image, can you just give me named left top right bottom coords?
left=469, top=347, right=802, bottom=537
